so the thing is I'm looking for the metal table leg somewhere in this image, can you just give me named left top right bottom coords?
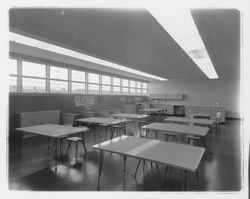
left=97, top=150, right=104, bottom=190
left=18, top=131, right=23, bottom=158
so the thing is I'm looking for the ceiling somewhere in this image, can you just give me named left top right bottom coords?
left=9, top=8, right=240, bottom=80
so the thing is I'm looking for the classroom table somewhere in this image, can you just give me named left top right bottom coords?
left=142, top=122, right=209, bottom=146
left=93, top=135, right=205, bottom=190
left=164, top=117, right=214, bottom=126
left=189, top=113, right=211, bottom=119
left=139, top=108, right=166, bottom=114
left=111, top=113, right=149, bottom=134
left=16, top=124, right=89, bottom=172
left=76, top=117, right=127, bottom=139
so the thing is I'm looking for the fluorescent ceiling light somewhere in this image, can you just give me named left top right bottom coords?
left=9, top=32, right=167, bottom=81
left=148, top=8, right=218, bottom=79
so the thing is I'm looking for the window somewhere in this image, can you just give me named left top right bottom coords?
left=9, top=76, right=17, bottom=92
left=21, top=61, right=46, bottom=93
left=122, top=79, right=129, bottom=87
left=113, top=86, right=120, bottom=94
left=72, top=82, right=86, bottom=94
left=9, top=59, right=17, bottom=75
left=50, top=80, right=68, bottom=93
left=88, top=73, right=99, bottom=84
left=136, top=81, right=142, bottom=88
left=22, top=78, right=46, bottom=93
left=9, top=59, right=18, bottom=92
left=8, top=57, right=148, bottom=96
left=72, top=70, right=85, bottom=82
left=50, top=66, right=68, bottom=80
left=71, top=70, right=85, bottom=94
left=23, top=61, right=46, bottom=78
left=50, top=66, right=68, bottom=93
left=113, top=77, right=120, bottom=86
left=102, top=85, right=111, bottom=94
left=88, top=84, right=99, bottom=94
left=122, top=87, right=129, bottom=94
left=130, top=80, right=135, bottom=88
left=102, top=75, right=111, bottom=85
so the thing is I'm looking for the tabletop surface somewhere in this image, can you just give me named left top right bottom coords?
left=111, top=113, right=149, bottom=119
left=16, top=124, right=89, bottom=138
left=76, top=117, right=125, bottom=125
left=93, top=135, right=205, bottom=172
left=164, top=117, right=214, bottom=125
left=139, top=108, right=165, bottom=112
left=142, top=122, right=209, bottom=136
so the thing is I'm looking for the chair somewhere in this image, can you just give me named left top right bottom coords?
left=214, top=112, right=222, bottom=134
left=66, top=126, right=89, bottom=159
left=164, top=133, right=178, bottom=142
left=111, top=122, right=126, bottom=139
left=185, top=135, right=201, bottom=146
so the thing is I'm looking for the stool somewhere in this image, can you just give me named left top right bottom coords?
left=164, top=133, right=178, bottom=142
left=66, top=136, right=87, bottom=159
left=185, top=135, right=200, bottom=146
left=111, top=125, right=126, bottom=139
left=138, top=120, right=148, bottom=136
left=98, top=123, right=111, bottom=139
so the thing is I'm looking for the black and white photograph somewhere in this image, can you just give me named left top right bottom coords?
left=1, top=0, right=249, bottom=199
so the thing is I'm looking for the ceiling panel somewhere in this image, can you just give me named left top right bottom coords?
left=9, top=8, right=240, bottom=80
left=191, top=9, right=240, bottom=78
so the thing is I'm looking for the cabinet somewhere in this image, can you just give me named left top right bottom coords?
left=185, top=106, right=225, bottom=123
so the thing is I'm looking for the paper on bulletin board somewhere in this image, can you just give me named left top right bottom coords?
left=74, top=96, right=95, bottom=107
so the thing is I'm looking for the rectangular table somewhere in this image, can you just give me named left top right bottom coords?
left=93, top=135, right=205, bottom=190
left=139, top=108, right=165, bottom=114
left=111, top=113, right=149, bottom=133
left=76, top=117, right=127, bottom=139
left=76, top=117, right=126, bottom=125
left=164, top=117, right=214, bottom=126
left=16, top=124, right=89, bottom=172
left=189, top=114, right=210, bottom=119
left=142, top=122, right=209, bottom=146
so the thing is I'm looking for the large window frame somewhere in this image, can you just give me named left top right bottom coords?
left=9, top=58, right=149, bottom=96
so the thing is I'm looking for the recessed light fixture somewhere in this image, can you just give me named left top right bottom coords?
left=148, top=8, right=218, bottom=79
left=9, top=32, right=167, bottom=81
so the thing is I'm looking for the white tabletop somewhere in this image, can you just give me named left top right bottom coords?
left=164, top=117, right=214, bottom=125
left=16, top=124, right=89, bottom=138
left=93, top=135, right=205, bottom=172
left=76, top=117, right=125, bottom=125
left=142, top=122, right=209, bottom=136
left=139, top=108, right=165, bottom=113
left=111, top=113, right=149, bottom=119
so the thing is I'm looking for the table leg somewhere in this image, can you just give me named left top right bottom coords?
left=161, top=165, right=169, bottom=185
left=185, top=170, right=189, bottom=190
left=124, top=155, right=127, bottom=173
left=18, top=131, right=23, bottom=158
left=97, top=150, right=104, bottom=190
left=134, top=159, right=141, bottom=177
left=54, top=139, right=58, bottom=173
left=155, top=130, right=158, bottom=139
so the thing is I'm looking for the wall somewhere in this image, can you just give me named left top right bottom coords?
left=149, top=78, right=241, bottom=119
left=9, top=93, right=148, bottom=137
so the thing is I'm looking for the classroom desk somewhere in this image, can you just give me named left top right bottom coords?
left=111, top=113, right=149, bottom=133
left=93, top=135, right=205, bottom=190
left=189, top=114, right=211, bottom=119
left=164, top=117, right=214, bottom=126
left=16, top=124, right=89, bottom=172
left=139, top=108, right=165, bottom=114
left=76, top=117, right=126, bottom=126
left=76, top=117, right=127, bottom=138
left=142, top=122, right=209, bottom=146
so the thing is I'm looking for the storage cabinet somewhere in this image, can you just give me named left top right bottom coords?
left=185, top=106, right=225, bottom=123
